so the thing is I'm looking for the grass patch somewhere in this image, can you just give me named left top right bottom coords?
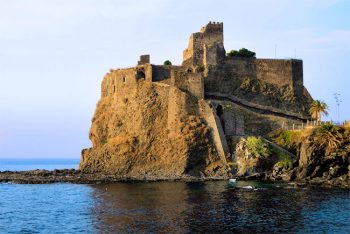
left=270, top=146, right=293, bottom=170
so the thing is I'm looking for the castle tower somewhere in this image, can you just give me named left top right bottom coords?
left=182, top=22, right=226, bottom=69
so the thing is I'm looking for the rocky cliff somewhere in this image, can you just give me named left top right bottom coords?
left=79, top=81, right=228, bottom=177
left=269, top=124, right=350, bottom=187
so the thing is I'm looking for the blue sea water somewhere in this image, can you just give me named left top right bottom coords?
left=0, top=159, right=349, bottom=233
left=0, top=158, right=79, bottom=171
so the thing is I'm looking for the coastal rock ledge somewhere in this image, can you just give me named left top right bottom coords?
left=0, top=170, right=228, bottom=184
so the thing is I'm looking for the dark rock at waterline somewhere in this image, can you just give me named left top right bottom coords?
left=276, top=140, right=350, bottom=188
left=0, top=169, right=229, bottom=184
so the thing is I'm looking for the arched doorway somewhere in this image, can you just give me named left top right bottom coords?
left=216, top=105, right=225, bottom=134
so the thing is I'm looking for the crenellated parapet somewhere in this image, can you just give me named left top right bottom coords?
left=200, top=21, right=223, bottom=34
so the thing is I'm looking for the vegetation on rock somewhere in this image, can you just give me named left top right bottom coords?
left=163, top=60, right=172, bottom=66
left=227, top=48, right=256, bottom=58
left=234, top=136, right=293, bottom=176
left=246, top=136, right=270, bottom=158
left=270, top=123, right=350, bottom=187
left=269, top=129, right=304, bottom=155
left=271, top=123, right=348, bottom=158
left=315, top=123, right=343, bottom=154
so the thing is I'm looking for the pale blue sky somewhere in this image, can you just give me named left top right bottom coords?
left=0, top=0, right=349, bottom=158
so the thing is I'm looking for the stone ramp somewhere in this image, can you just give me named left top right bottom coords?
left=206, top=92, right=308, bottom=121
left=261, top=137, right=296, bottom=159
left=200, top=100, right=229, bottom=161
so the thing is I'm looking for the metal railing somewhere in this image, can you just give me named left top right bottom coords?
left=281, top=120, right=349, bottom=131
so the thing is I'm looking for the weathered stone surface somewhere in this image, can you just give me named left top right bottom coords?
left=79, top=81, right=228, bottom=177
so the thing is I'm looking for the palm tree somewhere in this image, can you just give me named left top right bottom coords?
left=309, top=100, right=328, bottom=123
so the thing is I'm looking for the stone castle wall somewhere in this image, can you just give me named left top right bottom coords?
left=217, top=57, right=304, bottom=96
left=181, top=22, right=305, bottom=98
left=102, top=22, right=305, bottom=105
left=183, top=22, right=225, bottom=67
left=101, top=68, right=138, bottom=97
left=151, top=65, right=172, bottom=84
left=256, top=59, right=303, bottom=96
left=171, top=69, right=204, bottom=99
left=100, top=22, right=310, bottom=128
left=102, top=64, right=205, bottom=100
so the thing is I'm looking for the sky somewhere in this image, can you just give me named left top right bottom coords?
left=0, top=0, right=349, bottom=158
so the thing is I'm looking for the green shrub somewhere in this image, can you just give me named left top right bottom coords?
left=163, top=60, right=172, bottom=66
left=246, top=136, right=270, bottom=158
left=227, top=48, right=256, bottom=58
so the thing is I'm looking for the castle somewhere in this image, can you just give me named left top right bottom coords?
left=102, top=22, right=310, bottom=112
left=80, top=22, right=313, bottom=176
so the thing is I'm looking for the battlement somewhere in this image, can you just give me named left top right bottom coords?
left=200, top=22, right=224, bottom=34
left=137, top=54, right=150, bottom=65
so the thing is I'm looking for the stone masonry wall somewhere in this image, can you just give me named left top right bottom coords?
left=101, top=66, right=149, bottom=97
left=256, top=59, right=303, bottom=94
left=183, top=22, right=225, bottom=67
left=101, top=64, right=205, bottom=100
left=205, top=57, right=304, bottom=98
left=151, top=65, right=172, bottom=84
left=101, top=68, right=137, bottom=97
left=171, top=69, right=204, bottom=99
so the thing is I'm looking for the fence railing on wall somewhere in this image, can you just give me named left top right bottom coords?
left=281, top=120, right=349, bottom=131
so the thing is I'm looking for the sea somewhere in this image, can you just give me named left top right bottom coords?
left=0, top=159, right=349, bottom=233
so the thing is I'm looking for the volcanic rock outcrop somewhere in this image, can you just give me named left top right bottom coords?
left=80, top=82, right=228, bottom=176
